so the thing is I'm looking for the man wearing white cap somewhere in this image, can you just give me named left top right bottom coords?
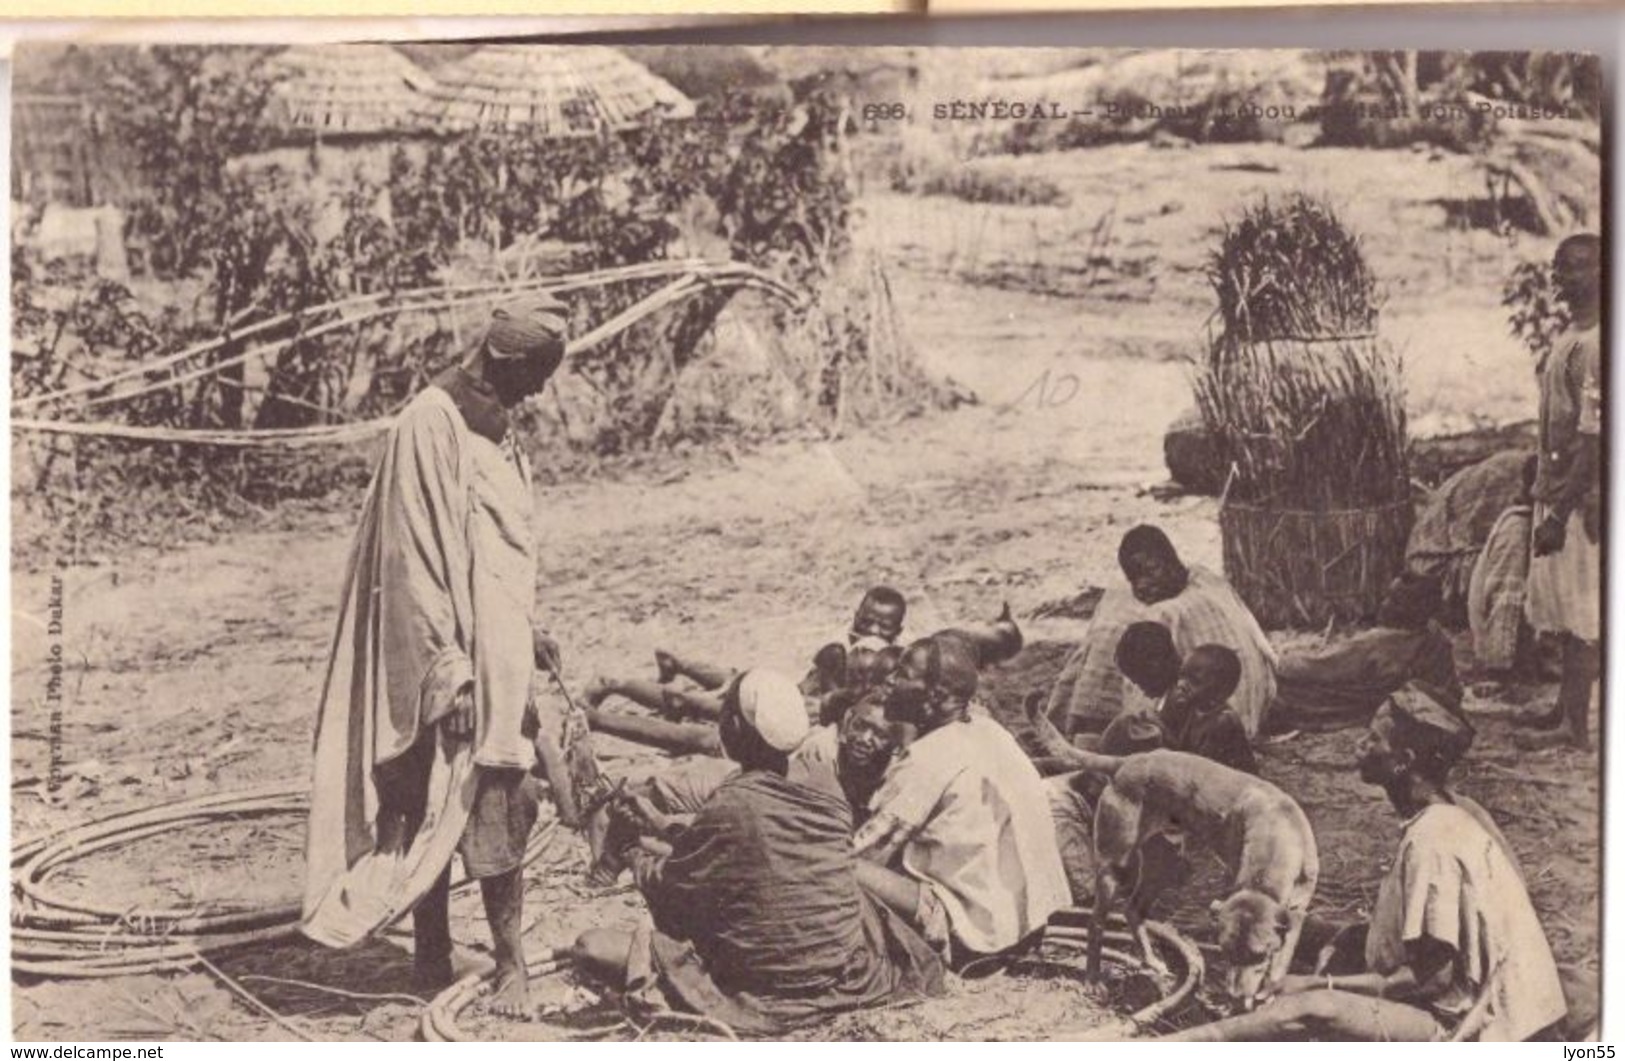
left=570, top=668, right=944, bottom=1036
left=303, top=295, right=578, bottom=1019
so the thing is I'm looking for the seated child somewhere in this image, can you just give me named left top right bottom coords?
left=1025, top=621, right=1181, bottom=772
left=1160, top=644, right=1257, bottom=775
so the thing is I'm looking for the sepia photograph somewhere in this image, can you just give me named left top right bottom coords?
left=7, top=40, right=1604, bottom=1041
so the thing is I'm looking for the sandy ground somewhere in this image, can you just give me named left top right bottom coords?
left=10, top=140, right=1596, bottom=1041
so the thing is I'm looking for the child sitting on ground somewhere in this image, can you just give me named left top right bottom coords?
left=1025, top=621, right=1181, bottom=771
left=1160, top=644, right=1257, bottom=775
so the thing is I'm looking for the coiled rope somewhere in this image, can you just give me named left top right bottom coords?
left=11, top=782, right=558, bottom=979
left=419, top=908, right=1202, bottom=1042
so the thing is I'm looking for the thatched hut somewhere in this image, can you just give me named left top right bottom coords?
left=267, top=44, right=434, bottom=139
left=413, top=45, right=695, bottom=135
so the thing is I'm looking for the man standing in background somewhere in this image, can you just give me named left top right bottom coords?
left=1518, top=234, right=1602, bottom=749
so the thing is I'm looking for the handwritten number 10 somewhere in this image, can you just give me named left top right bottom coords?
left=1010, top=368, right=1080, bottom=410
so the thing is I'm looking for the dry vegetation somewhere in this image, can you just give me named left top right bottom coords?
left=9, top=46, right=1602, bottom=1042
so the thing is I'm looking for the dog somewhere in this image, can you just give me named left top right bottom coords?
left=1066, top=748, right=1319, bottom=1010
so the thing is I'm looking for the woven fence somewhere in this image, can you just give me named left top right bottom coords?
left=1220, top=498, right=1413, bottom=628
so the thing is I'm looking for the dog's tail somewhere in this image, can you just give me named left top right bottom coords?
left=1019, top=704, right=1129, bottom=777
left=1065, top=748, right=1128, bottom=777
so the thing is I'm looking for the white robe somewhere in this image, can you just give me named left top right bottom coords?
left=302, top=385, right=537, bottom=947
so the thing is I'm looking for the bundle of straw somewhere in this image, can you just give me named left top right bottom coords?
left=1196, top=192, right=1407, bottom=509
left=1205, top=194, right=1382, bottom=350
left=1196, top=194, right=1409, bottom=626
left=1195, top=337, right=1408, bottom=509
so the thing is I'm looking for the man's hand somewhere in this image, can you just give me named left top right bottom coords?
left=1533, top=512, right=1567, bottom=557
left=1583, top=492, right=1601, bottom=544
left=610, top=793, right=672, bottom=837
left=533, top=628, right=562, bottom=675
left=442, top=684, right=476, bottom=739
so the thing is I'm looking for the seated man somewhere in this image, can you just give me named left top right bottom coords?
left=1026, top=621, right=1181, bottom=771
left=853, top=637, right=1070, bottom=967
left=1160, top=644, right=1257, bottom=775
left=570, top=669, right=944, bottom=1036
left=1272, top=573, right=1462, bottom=734
left=1045, top=525, right=1278, bottom=740
left=1156, top=683, right=1567, bottom=1042
left=583, top=586, right=907, bottom=726
left=588, top=688, right=900, bottom=883
left=1406, top=449, right=1534, bottom=627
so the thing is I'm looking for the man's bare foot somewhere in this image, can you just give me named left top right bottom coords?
left=582, top=677, right=613, bottom=708
left=654, top=650, right=679, bottom=685
left=487, top=961, right=532, bottom=1020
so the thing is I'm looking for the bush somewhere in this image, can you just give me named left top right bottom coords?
left=1503, top=259, right=1569, bottom=364
left=16, top=54, right=962, bottom=555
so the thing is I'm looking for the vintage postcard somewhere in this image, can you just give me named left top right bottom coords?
left=9, top=42, right=1603, bottom=1041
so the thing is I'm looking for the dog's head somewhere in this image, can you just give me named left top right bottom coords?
left=1211, top=890, right=1293, bottom=1010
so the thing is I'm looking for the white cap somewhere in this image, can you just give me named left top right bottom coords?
left=736, top=669, right=810, bottom=753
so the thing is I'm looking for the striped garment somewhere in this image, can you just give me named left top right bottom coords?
left=1526, top=507, right=1600, bottom=643
left=1468, top=505, right=1532, bottom=670
left=1046, top=564, right=1279, bottom=738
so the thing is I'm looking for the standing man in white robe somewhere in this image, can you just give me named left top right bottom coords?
left=302, top=295, right=570, bottom=1018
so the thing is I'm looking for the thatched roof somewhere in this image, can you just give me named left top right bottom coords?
left=415, top=45, right=695, bottom=136
left=269, top=44, right=433, bottom=136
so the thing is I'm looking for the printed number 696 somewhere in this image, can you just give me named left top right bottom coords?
left=862, top=103, right=908, bottom=121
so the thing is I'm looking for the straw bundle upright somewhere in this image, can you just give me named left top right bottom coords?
left=1196, top=194, right=1411, bottom=628
left=414, top=45, right=695, bottom=136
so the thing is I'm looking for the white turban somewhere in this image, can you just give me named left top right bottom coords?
left=736, top=669, right=810, bottom=753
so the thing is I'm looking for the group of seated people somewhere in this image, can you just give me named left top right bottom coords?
left=538, top=523, right=1582, bottom=1041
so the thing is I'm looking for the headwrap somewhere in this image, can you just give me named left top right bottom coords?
left=1387, top=681, right=1474, bottom=760
left=737, top=669, right=810, bottom=753
left=485, top=294, right=569, bottom=361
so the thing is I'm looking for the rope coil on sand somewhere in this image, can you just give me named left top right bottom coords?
left=11, top=782, right=558, bottom=979
left=419, top=908, right=1203, bottom=1042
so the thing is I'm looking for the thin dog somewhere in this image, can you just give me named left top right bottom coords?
left=1068, top=748, right=1319, bottom=1009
